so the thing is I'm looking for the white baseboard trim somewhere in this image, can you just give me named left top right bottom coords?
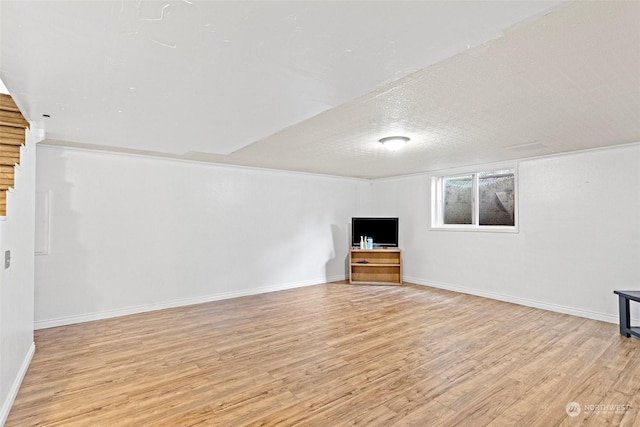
left=405, top=276, right=628, bottom=325
left=0, top=342, right=35, bottom=426
left=35, top=275, right=346, bottom=330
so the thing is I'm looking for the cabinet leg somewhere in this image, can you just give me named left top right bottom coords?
left=618, top=295, right=631, bottom=337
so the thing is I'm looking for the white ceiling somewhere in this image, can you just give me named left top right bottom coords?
left=1, top=1, right=639, bottom=178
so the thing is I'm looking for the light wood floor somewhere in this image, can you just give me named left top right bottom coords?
left=7, top=283, right=640, bottom=426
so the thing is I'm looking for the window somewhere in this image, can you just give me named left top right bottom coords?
left=432, top=167, right=517, bottom=231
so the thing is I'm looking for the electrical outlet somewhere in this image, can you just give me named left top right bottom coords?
left=4, top=250, right=10, bottom=269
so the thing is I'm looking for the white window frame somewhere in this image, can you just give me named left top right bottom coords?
left=430, top=165, right=519, bottom=233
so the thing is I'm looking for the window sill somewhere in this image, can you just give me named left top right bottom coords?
left=430, top=225, right=519, bottom=233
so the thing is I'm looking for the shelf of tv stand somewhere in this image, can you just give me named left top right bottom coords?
left=349, top=248, right=402, bottom=286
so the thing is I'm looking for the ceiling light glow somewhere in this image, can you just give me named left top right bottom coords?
left=379, top=136, right=409, bottom=151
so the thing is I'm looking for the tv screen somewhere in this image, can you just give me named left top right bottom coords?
left=351, top=217, right=399, bottom=248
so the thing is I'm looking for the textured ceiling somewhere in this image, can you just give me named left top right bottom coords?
left=2, top=1, right=639, bottom=178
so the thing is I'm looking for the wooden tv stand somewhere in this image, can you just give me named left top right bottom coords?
left=349, top=248, right=402, bottom=286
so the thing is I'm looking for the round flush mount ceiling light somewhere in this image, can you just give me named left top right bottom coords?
left=379, top=136, right=410, bottom=151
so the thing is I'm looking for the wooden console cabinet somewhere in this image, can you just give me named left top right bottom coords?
left=349, top=249, right=402, bottom=286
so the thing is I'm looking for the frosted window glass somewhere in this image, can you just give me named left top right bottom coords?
left=443, top=175, right=473, bottom=224
left=478, top=170, right=515, bottom=226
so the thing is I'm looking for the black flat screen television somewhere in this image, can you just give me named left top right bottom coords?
left=351, top=217, right=399, bottom=248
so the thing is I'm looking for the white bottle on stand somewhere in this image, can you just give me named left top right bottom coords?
left=360, top=235, right=365, bottom=249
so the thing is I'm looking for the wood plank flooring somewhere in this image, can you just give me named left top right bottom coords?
left=7, top=283, right=640, bottom=426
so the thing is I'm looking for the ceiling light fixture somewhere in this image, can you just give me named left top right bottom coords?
left=379, top=136, right=409, bottom=151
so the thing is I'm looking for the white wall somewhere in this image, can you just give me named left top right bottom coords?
left=363, top=143, right=640, bottom=323
left=35, top=146, right=363, bottom=328
left=34, top=142, right=640, bottom=329
left=0, top=132, right=36, bottom=425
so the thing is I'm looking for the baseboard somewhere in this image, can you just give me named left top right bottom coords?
left=35, top=275, right=346, bottom=330
left=405, top=276, right=629, bottom=325
left=0, top=342, right=35, bottom=426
